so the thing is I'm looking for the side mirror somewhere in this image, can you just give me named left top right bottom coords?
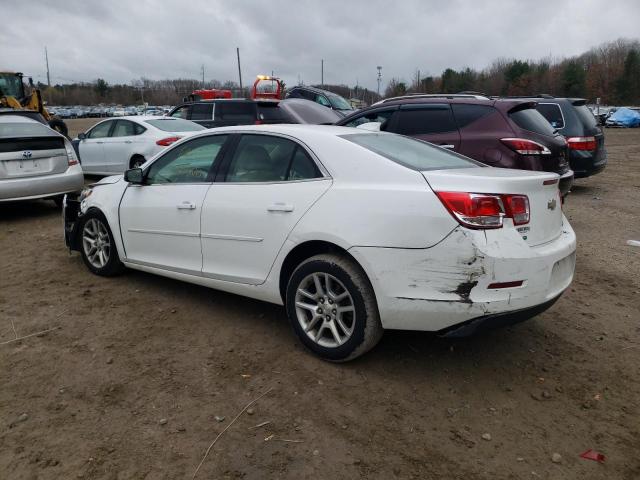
left=78, top=132, right=86, bottom=140
left=124, top=168, right=144, bottom=184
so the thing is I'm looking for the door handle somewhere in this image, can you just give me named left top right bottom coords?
left=177, top=201, right=196, bottom=210
left=267, top=203, right=294, bottom=212
left=439, top=144, right=455, bottom=149
left=124, top=140, right=133, bottom=144
left=96, top=141, right=104, bottom=144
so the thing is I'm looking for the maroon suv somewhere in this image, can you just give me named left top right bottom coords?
left=336, top=95, right=573, bottom=195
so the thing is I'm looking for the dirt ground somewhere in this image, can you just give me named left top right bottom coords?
left=1, top=120, right=639, bottom=480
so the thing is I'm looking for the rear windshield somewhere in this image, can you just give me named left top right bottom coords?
left=216, top=102, right=256, bottom=121
left=573, top=105, right=598, bottom=129
left=145, top=119, right=205, bottom=132
left=509, top=108, right=557, bottom=136
left=341, top=133, right=481, bottom=171
left=0, top=122, right=53, bottom=138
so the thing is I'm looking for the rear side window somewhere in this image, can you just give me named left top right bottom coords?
left=452, top=104, right=494, bottom=128
left=509, top=108, right=556, bottom=136
left=573, top=105, right=598, bottom=129
left=536, top=103, right=565, bottom=129
left=342, top=133, right=480, bottom=171
left=112, top=120, right=136, bottom=137
left=191, top=103, right=213, bottom=121
left=226, top=134, right=320, bottom=182
left=395, top=106, right=457, bottom=135
left=216, top=102, right=256, bottom=121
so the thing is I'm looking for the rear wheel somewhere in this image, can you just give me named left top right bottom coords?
left=79, top=211, right=124, bottom=276
left=285, top=254, right=383, bottom=362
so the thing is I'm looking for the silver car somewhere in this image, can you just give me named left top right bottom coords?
left=0, top=115, right=84, bottom=204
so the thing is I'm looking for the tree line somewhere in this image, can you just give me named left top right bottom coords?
left=39, top=37, right=639, bottom=106
left=385, top=38, right=640, bottom=105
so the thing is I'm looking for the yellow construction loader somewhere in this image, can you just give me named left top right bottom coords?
left=0, top=71, right=68, bottom=136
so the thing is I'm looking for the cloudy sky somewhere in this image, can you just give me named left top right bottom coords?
left=2, top=0, right=639, bottom=90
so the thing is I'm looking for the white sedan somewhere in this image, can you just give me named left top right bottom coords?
left=74, top=116, right=205, bottom=175
left=63, top=125, right=576, bottom=361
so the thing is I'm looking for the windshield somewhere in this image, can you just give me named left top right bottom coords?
left=0, top=74, right=24, bottom=98
left=341, top=133, right=481, bottom=171
left=145, top=119, right=205, bottom=132
left=328, top=93, right=352, bottom=111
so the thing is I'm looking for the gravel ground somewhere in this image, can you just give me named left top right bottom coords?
left=1, top=122, right=639, bottom=479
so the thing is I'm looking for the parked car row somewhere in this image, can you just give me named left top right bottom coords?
left=48, top=105, right=174, bottom=119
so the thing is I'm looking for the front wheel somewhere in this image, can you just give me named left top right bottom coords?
left=285, top=254, right=383, bottom=362
left=79, top=212, right=124, bottom=276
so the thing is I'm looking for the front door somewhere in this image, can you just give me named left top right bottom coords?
left=102, top=119, right=139, bottom=172
left=79, top=120, right=114, bottom=173
left=201, top=133, right=331, bottom=284
left=119, top=134, right=229, bottom=273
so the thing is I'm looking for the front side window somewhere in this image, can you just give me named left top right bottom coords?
left=112, top=120, right=136, bottom=137
left=342, top=109, right=395, bottom=129
left=145, top=135, right=227, bottom=184
left=191, top=103, right=213, bottom=121
left=341, top=133, right=480, bottom=171
left=88, top=121, right=113, bottom=138
left=315, top=95, right=331, bottom=107
left=536, top=103, right=565, bottom=129
left=226, top=134, right=320, bottom=182
left=395, top=105, right=457, bottom=135
left=170, top=105, right=189, bottom=119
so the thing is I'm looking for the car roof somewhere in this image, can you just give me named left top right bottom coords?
left=189, top=124, right=364, bottom=138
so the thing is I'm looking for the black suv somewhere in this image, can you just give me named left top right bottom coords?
left=336, top=94, right=573, bottom=196
left=286, top=86, right=354, bottom=117
left=167, top=99, right=284, bottom=128
left=504, top=96, right=607, bottom=178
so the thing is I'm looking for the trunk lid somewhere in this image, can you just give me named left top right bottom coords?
left=423, top=167, right=563, bottom=247
left=0, top=137, right=69, bottom=180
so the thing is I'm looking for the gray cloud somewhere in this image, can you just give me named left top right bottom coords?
left=1, top=0, right=638, bottom=90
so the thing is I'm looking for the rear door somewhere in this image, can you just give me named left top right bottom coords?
left=388, top=104, right=461, bottom=151
left=78, top=120, right=114, bottom=173
left=200, top=133, right=331, bottom=284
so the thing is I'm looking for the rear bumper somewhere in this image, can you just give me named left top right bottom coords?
left=349, top=220, right=576, bottom=332
left=558, top=170, right=574, bottom=196
left=569, top=150, right=607, bottom=178
left=0, top=165, right=84, bottom=202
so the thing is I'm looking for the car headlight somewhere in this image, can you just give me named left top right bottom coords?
left=79, top=187, right=93, bottom=202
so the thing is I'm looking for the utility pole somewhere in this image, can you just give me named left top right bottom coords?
left=377, top=66, right=382, bottom=96
left=321, top=59, right=324, bottom=87
left=45, top=46, right=51, bottom=87
left=236, top=47, right=243, bottom=94
left=201, top=64, right=205, bottom=88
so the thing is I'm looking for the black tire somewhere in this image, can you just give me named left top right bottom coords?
left=48, top=118, right=68, bottom=138
left=52, top=195, right=64, bottom=208
left=285, top=254, right=383, bottom=362
left=78, top=210, right=125, bottom=276
left=130, top=155, right=146, bottom=169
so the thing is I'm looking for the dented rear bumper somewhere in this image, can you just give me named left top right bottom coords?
left=349, top=218, right=576, bottom=332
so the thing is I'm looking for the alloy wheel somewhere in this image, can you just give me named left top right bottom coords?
left=294, top=272, right=355, bottom=348
left=82, top=218, right=111, bottom=269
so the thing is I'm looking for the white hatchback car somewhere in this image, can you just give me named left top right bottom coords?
left=63, top=125, right=576, bottom=361
left=74, top=116, right=205, bottom=175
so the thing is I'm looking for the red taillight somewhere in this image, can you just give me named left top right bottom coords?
left=502, top=194, right=530, bottom=226
left=156, top=136, right=181, bottom=146
left=435, top=191, right=530, bottom=230
left=566, top=136, right=596, bottom=151
left=501, top=138, right=551, bottom=155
